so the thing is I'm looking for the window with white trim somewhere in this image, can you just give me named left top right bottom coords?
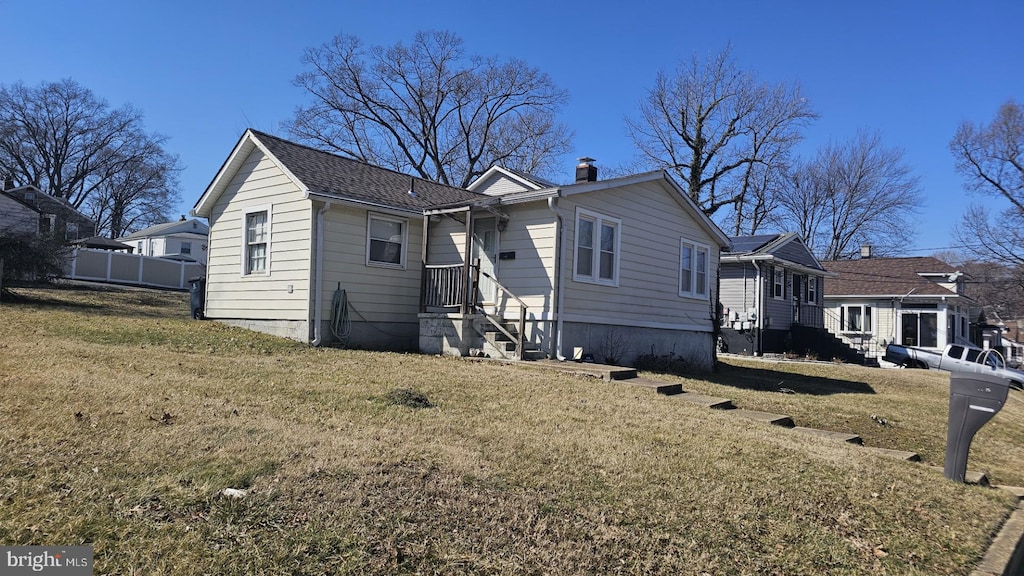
left=181, top=241, right=192, bottom=255
left=807, top=276, right=817, bottom=304
left=679, top=239, right=710, bottom=299
left=573, top=208, right=620, bottom=286
left=773, top=268, right=785, bottom=299
left=242, top=206, right=270, bottom=275
left=366, top=213, right=407, bottom=268
left=843, top=305, right=873, bottom=332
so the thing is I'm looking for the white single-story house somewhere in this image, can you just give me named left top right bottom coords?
left=191, top=130, right=729, bottom=370
left=118, top=218, right=210, bottom=264
left=822, top=253, right=971, bottom=361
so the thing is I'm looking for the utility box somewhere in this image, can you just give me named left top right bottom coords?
left=944, top=372, right=1009, bottom=482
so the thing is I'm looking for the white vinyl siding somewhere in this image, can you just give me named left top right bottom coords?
left=319, top=205, right=423, bottom=324
left=679, top=239, right=710, bottom=299
left=559, top=179, right=720, bottom=331
left=204, top=147, right=311, bottom=322
left=573, top=207, right=620, bottom=287
left=366, top=213, right=407, bottom=269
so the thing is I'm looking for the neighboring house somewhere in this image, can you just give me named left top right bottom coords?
left=718, top=233, right=855, bottom=360
left=822, top=252, right=970, bottom=361
left=118, top=218, right=210, bottom=264
left=191, top=130, right=729, bottom=370
left=0, top=182, right=96, bottom=241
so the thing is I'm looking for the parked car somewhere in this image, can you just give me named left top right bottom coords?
left=883, top=343, right=1024, bottom=389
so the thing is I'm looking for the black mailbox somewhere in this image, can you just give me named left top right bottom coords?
left=944, top=372, right=1009, bottom=482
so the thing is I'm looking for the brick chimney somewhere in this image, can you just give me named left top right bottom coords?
left=2, top=175, right=13, bottom=191
left=860, top=244, right=873, bottom=259
left=575, top=157, right=597, bottom=183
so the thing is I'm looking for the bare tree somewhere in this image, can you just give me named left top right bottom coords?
left=88, top=142, right=181, bottom=238
left=950, top=100, right=1024, bottom=266
left=0, top=79, right=181, bottom=236
left=289, top=31, right=572, bottom=188
left=776, top=132, right=921, bottom=260
left=626, top=46, right=816, bottom=233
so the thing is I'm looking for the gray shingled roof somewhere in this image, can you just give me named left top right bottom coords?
left=252, top=131, right=488, bottom=212
left=822, top=257, right=958, bottom=297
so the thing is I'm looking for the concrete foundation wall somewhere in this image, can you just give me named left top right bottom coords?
left=419, top=313, right=480, bottom=356
left=217, top=318, right=310, bottom=343
left=558, top=322, right=714, bottom=372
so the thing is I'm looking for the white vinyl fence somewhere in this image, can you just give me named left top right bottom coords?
left=66, top=248, right=205, bottom=290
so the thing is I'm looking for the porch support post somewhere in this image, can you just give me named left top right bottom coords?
left=420, top=214, right=430, bottom=313
left=461, top=209, right=473, bottom=315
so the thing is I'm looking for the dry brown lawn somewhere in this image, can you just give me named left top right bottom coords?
left=0, top=284, right=1021, bottom=575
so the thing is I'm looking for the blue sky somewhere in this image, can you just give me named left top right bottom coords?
left=2, top=0, right=1021, bottom=254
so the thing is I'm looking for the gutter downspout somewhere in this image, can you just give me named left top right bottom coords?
left=310, top=201, right=332, bottom=346
left=548, top=196, right=567, bottom=360
left=752, top=260, right=763, bottom=356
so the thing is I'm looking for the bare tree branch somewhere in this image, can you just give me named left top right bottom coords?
left=626, top=45, right=816, bottom=232
left=0, top=79, right=181, bottom=236
left=289, top=31, right=572, bottom=188
left=776, top=131, right=921, bottom=260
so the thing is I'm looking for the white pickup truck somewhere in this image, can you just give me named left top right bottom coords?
left=883, top=343, right=1024, bottom=389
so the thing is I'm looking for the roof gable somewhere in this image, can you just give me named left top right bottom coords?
left=119, top=219, right=209, bottom=240
left=556, top=170, right=729, bottom=247
left=1, top=185, right=94, bottom=224
left=822, top=257, right=960, bottom=297
left=192, top=130, right=487, bottom=217
left=467, top=165, right=554, bottom=195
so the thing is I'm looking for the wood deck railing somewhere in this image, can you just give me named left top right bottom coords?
left=422, top=264, right=465, bottom=309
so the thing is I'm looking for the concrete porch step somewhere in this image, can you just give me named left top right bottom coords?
left=730, top=409, right=795, bottom=428
left=791, top=426, right=863, bottom=445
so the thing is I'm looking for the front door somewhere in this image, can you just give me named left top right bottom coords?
left=472, top=217, right=497, bottom=305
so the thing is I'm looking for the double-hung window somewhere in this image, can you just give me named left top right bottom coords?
left=808, top=276, right=818, bottom=304
left=679, top=240, right=710, bottom=299
left=843, top=305, right=873, bottom=332
left=181, top=241, right=192, bottom=255
left=773, top=268, right=785, bottom=299
left=243, top=206, right=270, bottom=275
left=574, top=208, right=620, bottom=286
left=367, top=214, right=407, bottom=269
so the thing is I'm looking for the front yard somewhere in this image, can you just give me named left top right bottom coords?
left=0, top=284, right=1021, bottom=574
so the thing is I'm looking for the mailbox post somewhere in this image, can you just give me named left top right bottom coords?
left=944, top=372, right=1010, bottom=482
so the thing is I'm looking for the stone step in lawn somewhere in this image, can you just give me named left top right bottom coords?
left=624, top=378, right=682, bottom=395
left=730, top=409, right=795, bottom=428
left=671, top=392, right=734, bottom=410
left=791, top=426, right=863, bottom=445
left=862, top=446, right=921, bottom=462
